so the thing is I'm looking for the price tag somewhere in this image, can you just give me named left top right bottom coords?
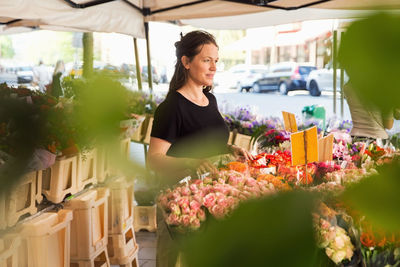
left=318, top=134, right=334, bottom=162
left=291, top=126, right=318, bottom=166
left=282, top=111, right=298, bottom=133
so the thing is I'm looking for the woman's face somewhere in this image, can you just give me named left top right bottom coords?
left=184, top=43, right=218, bottom=87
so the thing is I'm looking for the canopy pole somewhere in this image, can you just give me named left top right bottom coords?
left=340, top=31, right=345, bottom=118
left=332, top=30, right=337, bottom=115
left=144, top=22, right=153, bottom=94
left=133, top=37, right=142, bottom=91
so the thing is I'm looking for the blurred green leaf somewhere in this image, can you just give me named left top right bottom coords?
left=72, top=74, right=128, bottom=145
left=181, top=191, right=318, bottom=267
left=339, top=12, right=400, bottom=113
left=341, top=161, right=400, bottom=232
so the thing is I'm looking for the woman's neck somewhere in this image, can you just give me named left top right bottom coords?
left=177, top=82, right=208, bottom=106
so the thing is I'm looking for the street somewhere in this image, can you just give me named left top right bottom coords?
left=148, top=83, right=352, bottom=122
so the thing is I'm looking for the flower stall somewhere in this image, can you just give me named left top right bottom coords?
left=156, top=113, right=400, bottom=266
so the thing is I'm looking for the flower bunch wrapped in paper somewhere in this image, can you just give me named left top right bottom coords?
left=313, top=202, right=356, bottom=265
left=157, top=169, right=278, bottom=233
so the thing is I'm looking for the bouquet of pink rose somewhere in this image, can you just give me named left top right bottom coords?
left=157, top=170, right=276, bottom=232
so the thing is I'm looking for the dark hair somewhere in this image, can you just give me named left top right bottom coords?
left=168, top=30, right=218, bottom=95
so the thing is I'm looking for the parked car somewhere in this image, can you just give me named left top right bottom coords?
left=213, top=64, right=268, bottom=92
left=16, top=66, right=34, bottom=84
left=142, top=65, right=160, bottom=84
left=306, top=63, right=349, bottom=96
left=252, top=62, right=316, bottom=94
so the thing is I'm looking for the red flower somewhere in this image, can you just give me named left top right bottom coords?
left=360, top=232, right=376, bottom=247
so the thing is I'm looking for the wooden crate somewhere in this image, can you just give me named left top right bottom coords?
left=0, top=193, right=6, bottom=230
left=70, top=245, right=110, bottom=267
left=133, top=205, right=157, bottom=232
left=120, top=138, right=131, bottom=161
left=130, top=118, right=145, bottom=143
left=5, top=171, right=39, bottom=227
left=97, top=146, right=111, bottom=184
left=77, top=149, right=98, bottom=191
left=19, top=209, right=73, bottom=267
left=108, top=176, right=134, bottom=235
left=107, top=224, right=137, bottom=261
left=233, top=133, right=252, bottom=151
left=228, top=131, right=235, bottom=145
left=42, top=155, right=78, bottom=203
left=142, top=117, right=154, bottom=145
left=109, top=243, right=139, bottom=267
left=0, top=233, right=21, bottom=267
left=64, top=187, right=110, bottom=260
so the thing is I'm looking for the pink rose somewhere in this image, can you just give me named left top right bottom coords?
left=210, top=205, right=226, bottom=219
left=203, top=193, right=217, bottom=208
left=190, top=200, right=201, bottom=212
left=181, top=215, right=191, bottom=227
left=177, top=196, right=190, bottom=207
left=192, top=179, right=202, bottom=185
left=189, top=183, right=199, bottom=193
left=172, top=189, right=181, bottom=199
left=158, top=195, right=169, bottom=209
left=245, top=177, right=257, bottom=187
left=189, top=209, right=197, bottom=218
left=197, top=209, right=206, bottom=221
left=193, top=193, right=204, bottom=205
left=166, top=213, right=181, bottom=225
left=181, top=205, right=190, bottom=215
left=181, top=186, right=191, bottom=196
left=190, top=218, right=201, bottom=230
left=168, top=202, right=181, bottom=215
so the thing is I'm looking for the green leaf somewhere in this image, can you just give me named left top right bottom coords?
left=181, top=191, right=318, bottom=267
left=341, top=161, right=400, bottom=232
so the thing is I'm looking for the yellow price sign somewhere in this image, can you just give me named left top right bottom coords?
left=318, top=134, right=334, bottom=162
left=282, top=111, right=298, bottom=133
left=290, top=126, right=318, bottom=166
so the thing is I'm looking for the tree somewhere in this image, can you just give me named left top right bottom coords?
left=0, top=36, right=15, bottom=58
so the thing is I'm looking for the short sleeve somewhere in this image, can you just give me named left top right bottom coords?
left=150, top=100, right=180, bottom=143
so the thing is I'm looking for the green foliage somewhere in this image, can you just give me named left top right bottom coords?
left=126, top=90, right=159, bottom=115
left=341, top=160, right=400, bottom=232
left=71, top=74, right=129, bottom=145
left=181, top=191, right=318, bottom=267
left=338, top=12, right=400, bottom=114
left=0, top=36, right=15, bottom=58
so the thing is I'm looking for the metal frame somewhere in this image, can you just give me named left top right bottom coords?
left=60, top=0, right=335, bottom=94
left=225, top=0, right=333, bottom=10
left=61, top=0, right=334, bottom=13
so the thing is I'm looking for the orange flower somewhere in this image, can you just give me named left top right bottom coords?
left=256, top=174, right=275, bottom=182
left=360, top=232, right=376, bottom=247
left=227, top=162, right=247, bottom=173
left=257, top=174, right=290, bottom=190
left=377, top=236, right=387, bottom=247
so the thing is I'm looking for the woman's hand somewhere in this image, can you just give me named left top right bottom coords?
left=228, top=144, right=255, bottom=161
left=185, top=158, right=218, bottom=177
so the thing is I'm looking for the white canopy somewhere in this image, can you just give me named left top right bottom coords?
left=0, top=0, right=145, bottom=37
left=1, top=0, right=399, bottom=38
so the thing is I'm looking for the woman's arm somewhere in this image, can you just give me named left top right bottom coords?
left=147, top=137, right=217, bottom=184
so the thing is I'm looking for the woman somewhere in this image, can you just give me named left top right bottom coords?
left=147, top=30, right=254, bottom=267
left=148, top=30, right=254, bottom=184
left=343, top=81, right=393, bottom=141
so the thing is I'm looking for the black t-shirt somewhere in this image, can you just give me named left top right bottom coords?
left=151, top=91, right=229, bottom=159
